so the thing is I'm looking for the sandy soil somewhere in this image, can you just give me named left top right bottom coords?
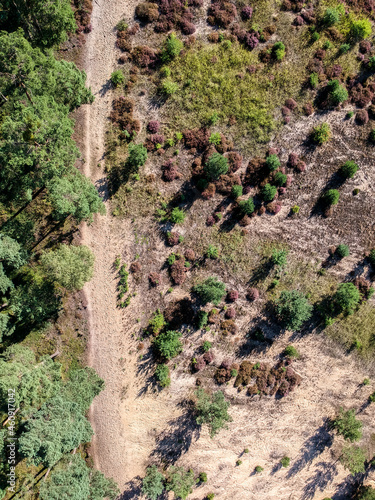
left=79, top=1, right=375, bottom=499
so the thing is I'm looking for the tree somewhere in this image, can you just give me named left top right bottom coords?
left=239, top=198, right=255, bottom=215
left=322, top=7, right=342, bottom=26
left=340, top=445, right=366, bottom=475
left=333, top=283, right=360, bottom=315
left=126, top=144, right=148, bottom=170
left=275, top=290, right=313, bottom=330
left=40, top=245, right=95, bottom=291
left=48, top=171, right=105, bottom=223
left=349, top=19, right=371, bottom=41
left=166, top=467, right=195, bottom=500
left=204, top=153, right=229, bottom=180
left=195, top=388, right=232, bottom=437
left=62, top=368, right=104, bottom=413
left=1, top=0, right=76, bottom=48
left=193, top=277, right=226, bottom=305
left=88, top=470, right=119, bottom=500
left=355, top=486, right=375, bottom=500
left=153, top=330, right=183, bottom=360
left=272, top=41, right=286, bottom=61
left=155, top=364, right=171, bottom=388
left=271, top=249, right=288, bottom=268
left=261, top=183, right=277, bottom=202
left=161, top=32, right=183, bottom=63
left=19, top=395, right=93, bottom=467
left=332, top=408, right=363, bottom=442
left=0, top=234, right=25, bottom=269
left=110, top=70, right=125, bottom=87
left=266, top=154, right=280, bottom=171
left=341, top=161, right=358, bottom=179
left=323, top=189, right=340, bottom=206
left=142, top=465, right=165, bottom=500
left=206, top=245, right=219, bottom=259
left=336, top=244, right=349, bottom=258
left=327, top=79, right=348, bottom=105
left=231, top=185, right=243, bottom=198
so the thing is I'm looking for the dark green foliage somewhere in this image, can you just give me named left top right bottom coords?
left=322, top=7, right=341, bottom=26
left=155, top=364, right=171, bottom=387
left=88, top=470, right=120, bottom=500
left=161, top=33, right=183, bottom=63
left=126, top=143, right=148, bottom=170
left=370, top=249, right=375, bottom=267
left=40, top=245, right=95, bottom=291
left=275, top=290, right=313, bottom=330
left=271, top=249, right=288, bottom=268
left=272, top=41, right=286, bottom=61
left=1, top=0, right=76, bottom=48
left=332, top=408, right=362, bottom=441
left=199, top=472, right=208, bottom=482
left=62, top=368, right=104, bottom=413
left=336, top=244, right=349, bottom=258
left=148, top=310, right=166, bottom=335
left=266, top=154, right=280, bottom=171
left=281, top=456, right=290, bottom=467
left=239, top=198, right=255, bottom=215
left=312, top=123, right=331, bottom=144
left=231, top=184, right=243, bottom=198
left=18, top=396, right=93, bottom=467
left=204, top=153, right=229, bottom=180
left=274, top=171, right=287, bottom=187
left=284, top=345, right=299, bottom=358
left=255, top=465, right=263, bottom=473
left=153, top=330, right=183, bottom=360
left=327, top=79, right=348, bottom=105
left=333, top=283, right=360, bottom=315
left=323, top=189, right=340, bottom=206
left=166, top=467, right=195, bottom=500
left=355, top=486, right=375, bottom=500
left=339, top=43, right=350, bottom=54
left=142, top=465, right=165, bottom=500
left=193, top=277, right=226, bottom=305
left=197, top=311, right=209, bottom=328
left=340, top=445, right=366, bottom=475
left=261, top=183, right=277, bottom=202
left=195, top=388, right=232, bottom=437
left=341, top=161, right=358, bottom=179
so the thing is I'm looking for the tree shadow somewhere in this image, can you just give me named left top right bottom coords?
left=331, top=475, right=357, bottom=500
left=98, top=79, right=112, bottom=97
left=150, top=405, right=200, bottom=466
left=236, top=320, right=274, bottom=358
left=248, top=258, right=273, bottom=285
left=118, top=477, right=143, bottom=500
left=287, top=421, right=333, bottom=478
left=302, top=461, right=338, bottom=500
left=95, top=176, right=109, bottom=202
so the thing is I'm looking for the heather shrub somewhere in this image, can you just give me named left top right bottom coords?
left=333, top=283, right=360, bottom=315
left=340, top=445, right=366, bottom=475
left=193, top=277, right=226, bottom=305
left=247, top=287, right=259, bottom=301
left=341, top=160, right=358, bottom=178
left=332, top=408, right=362, bottom=442
left=167, top=232, right=180, bottom=246
left=322, top=189, right=340, bottom=206
left=275, top=290, right=313, bottom=330
left=205, top=153, right=229, bottom=180
left=336, top=244, right=349, bottom=258
left=239, top=198, right=255, bottom=215
left=227, top=290, right=238, bottom=302
left=312, top=122, right=331, bottom=144
left=266, top=153, right=280, bottom=172
left=288, top=152, right=299, bottom=167
left=169, top=208, right=185, bottom=224
left=153, top=330, right=183, bottom=359
left=155, top=364, right=171, bottom=387
left=274, top=171, right=287, bottom=186
left=356, top=109, right=369, bottom=124
left=285, top=98, right=297, bottom=110
left=161, top=32, right=183, bottom=63
left=147, top=120, right=160, bottom=133
left=110, top=70, right=125, bottom=87
left=135, top=2, right=159, bottom=22
left=149, top=272, right=161, bottom=286
left=206, top=245, right=219, bottom=259
left=241, top=6, right=253, bottom=19
left=261, top=183, right=277, bottom=202
left=231, top=184, right=243, bottom=198
left=170, top=259, right=187, bottom=285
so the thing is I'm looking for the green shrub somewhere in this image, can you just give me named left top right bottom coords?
left=199, top=472, right=208, bottom=483
left=266, top=154, right=281, bottom=172
left=271, top=249, right=288, bottom=268
left=363, top=378, right=370, bottom=385
left=166, top=467, right=195, bottom=500
left=284, top=345, right=299, bottom=358
left=312, top=122, right=331, bottom=144
left=255, top=465, right=263, bottom=473
left=206, top=245, right=219, bottom=259
left=231, top=185, right=243, bottom=198
left=327, top=79, right=348, bottom=105
left=336, top=244, right=349, bottom=258
left=356, top=486, right=375, bottom=500
left=310, top=72, right=319, bottom=88
left=116, top=19, right=128, bottom=31
left=291, top=205, right=300, bottom=214
left=197, top=311, right=209, bottom=329
left=142, top=465, right=165, bottom=500
left=370, top=249, right=375, bottom=266
left=169, top=208, right=185, bottom=224
left=127, top=143, right=148, bottom=169
left=311, top=31, right=320, bottom=42
left=148, top=309, right=166, bottom=335
left=261, top=183, right=277, bottom=202
left=339, top=43, right=350, bottom=54
left=275, top=290, right=313, bottom=330
left=153, top=330, right=183, bottom=360
left=160, top=66, right=171, bottom=77
left=332, top=408, right=362, bottom=441
left=239, top=198, right=255, bottom=215
left=333, top=283, right=360, bottom=315
left=349, top=19, right=372, bottom=41
left=161, top=32, right=183, bottom=62
left=193, top=277, right=226, bottom=305
left=202, top=341, right=212, bottom=352
left=341, top=160, right=358, bottom=179
left=209, top=132, right=221, bottom=145
left=161, top=79, right=179, bottom=95
left=323, top=189, right=340, bottom=206
left=322, top=7, right=342, bottom=26
left=195, top=388, right=232, bottom=437
left=155, top=364, right=171, bottom=387
left=274, top=171, right=287, bottom=187
left=236, top=460, right=242, bottom=466
left=208, top=112, right=219, bottom=125
left=205, top=153, right=229, bottom=180
left=340, top=445, right=366, bottom=475
left=207, top=494, right=215, bottom=500
left=222, top=39, right=232, bottom=49
left=323, top=40, right=333, bottom=50
left=281, top=456, right=290, bottom=467
left=110, top=70, right=125, bottom=87
left=369, top=392, right=375, bottom=403
left=272, top=41, right=286, bottom=61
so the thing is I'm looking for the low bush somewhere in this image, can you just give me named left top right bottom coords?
left=284, top=345, right=299, bottom=358
left=199, top=472, right=208, bottom=483
left=266, top=154, right=280, bottom=171
left=336, top=244, right=349, bottom=258
left=209, top=132, right=221, bottom=145
left=255, top=465, right=263, bottom=473
left=135, top=2, right=159, bottom=23
left=333, top=283, right=360, bottom=315
left=206, top=245, right=219, bottom=259
left=281, top=456, right=290, bottom=467
left=155, top=364, right=171, bottom=387
left=247, top=287, right=259, bottom=301
left=312, top=122, right=331, bottom=144
left=332, top=408, right=362, bottom=442
left=153, top=330, right=183, bottom=360
left=193, top=277, right=226, bottom=305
